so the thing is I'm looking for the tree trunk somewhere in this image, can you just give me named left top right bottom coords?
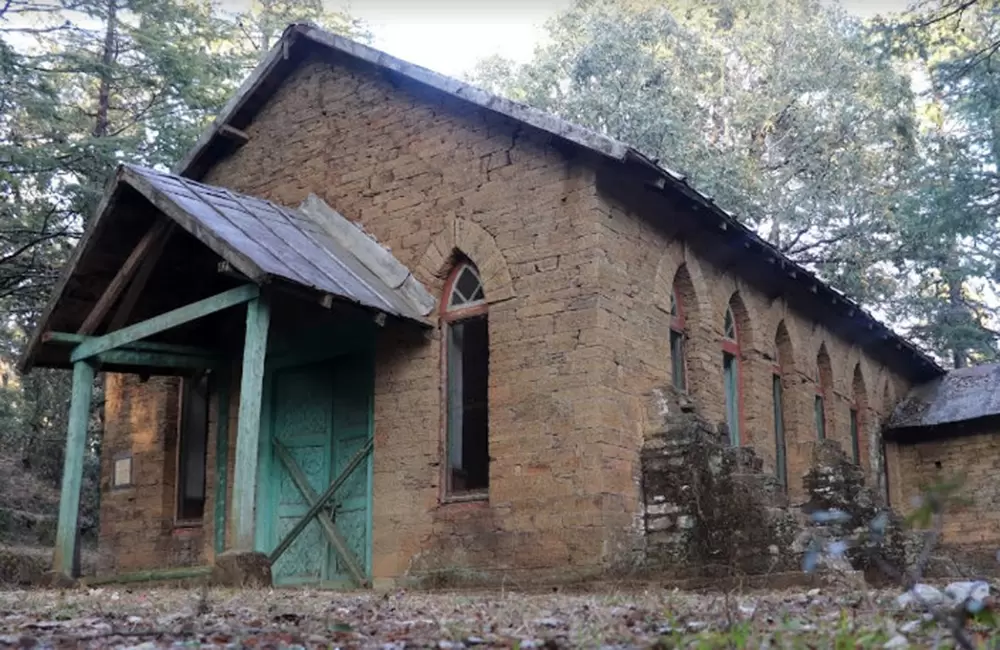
left=92, top=0, right=118, bottom=139
left=944, top=244, right=967, bottom=369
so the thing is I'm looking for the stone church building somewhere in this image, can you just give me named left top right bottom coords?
left=19, top=24, right=990, bottom=588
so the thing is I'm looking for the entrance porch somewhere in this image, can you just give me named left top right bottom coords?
left=18, top=164, right=433, bottom=587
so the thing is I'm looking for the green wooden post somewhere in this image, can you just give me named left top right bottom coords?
left=214, top=368, right=231, bottom=555
left=231, top=295, right=270, bottom=550
left=52, top=360, right=95, bottom=578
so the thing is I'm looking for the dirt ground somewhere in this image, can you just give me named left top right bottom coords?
left=0, top=584, right=994, bottom=648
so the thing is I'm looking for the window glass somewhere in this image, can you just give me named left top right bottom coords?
left=444, top=262, right=489, bottom=496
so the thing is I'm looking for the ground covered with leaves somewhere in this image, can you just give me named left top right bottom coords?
left=1, top=585, right=997, bottom=648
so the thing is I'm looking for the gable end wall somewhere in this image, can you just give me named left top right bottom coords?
left=196, top=51, right=636, bottom=584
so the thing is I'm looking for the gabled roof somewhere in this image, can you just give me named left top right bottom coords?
left=887, top=364, right=1000, bottom=432
left=175, top=23, right=944, bottom=382
left=19, top=163, right=434, bottom=371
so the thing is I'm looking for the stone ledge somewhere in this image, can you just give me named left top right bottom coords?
left=211, top=551, right=272, bottom=588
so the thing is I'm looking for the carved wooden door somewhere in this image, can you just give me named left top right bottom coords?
left=269, top=362, right=335, bottom=586
left=263, top=354, right=373, bottom=587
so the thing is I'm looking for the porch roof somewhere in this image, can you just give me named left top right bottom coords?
left=886, top=363, right=1000, bottom=435
left=19, top=163, right=435, bottom=372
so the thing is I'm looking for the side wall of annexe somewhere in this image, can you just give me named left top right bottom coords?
left=92, top=43, right=930, bottom=587
left=887, top=418, right=1000, bottom=556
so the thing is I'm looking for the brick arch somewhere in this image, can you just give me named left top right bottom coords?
left=653, top=242, right=712, bottom=324
left=725, top=291, right=755, bottom=350
left=775, top=320, right=795, bottom=371
left=418, top=217, right=514, bottom=304
left=817, top=342, right=834, bottom=392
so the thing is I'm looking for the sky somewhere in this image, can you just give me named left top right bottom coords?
left=327, top=0, right=914, bottom=77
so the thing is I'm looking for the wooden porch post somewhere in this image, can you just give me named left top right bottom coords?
left=230, top=295, right=270, bottom=550
left=52, top=360, right=95, bottom=578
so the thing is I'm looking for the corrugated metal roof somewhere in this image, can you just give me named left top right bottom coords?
left=888, top=364, right=1000, bottom=430
left=175, top=23, right=945, bottom=382
left=122, top=164, right=434, bottom=323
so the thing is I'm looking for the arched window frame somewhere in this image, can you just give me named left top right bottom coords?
left=721, top=305, right=742, bottom=446
left=850, top=364, right=866, bottom=467
left=815, top=346, right=831, bottom=441
left=441, top=261, right=490, bottom=499
left=771, top=333, right=787, bottom=491
left=669, top=288, right=687, bottom=391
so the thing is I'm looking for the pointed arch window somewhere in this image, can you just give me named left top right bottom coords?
left=722, top=305, right=741, bottom=446
left=442, top=261, right=490, bottom=497
left=815, top=346, right=832, bottom=441
left=771, top=338, right=787, bottom=491
left=669, top=289, right=687, bottom=391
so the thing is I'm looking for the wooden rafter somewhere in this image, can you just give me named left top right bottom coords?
left=78, top=218, right=172, bottom=336
left=106, top=221, right=174, bottom=333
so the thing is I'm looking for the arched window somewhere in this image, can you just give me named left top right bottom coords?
left=722, top=305, right=741, bottom=445
left=669, top=288, right=687, bottom=391
left=442, top=261, right=489, bottom=496
left=815, top=344, right=832, bottom=440
left=851, top=364, right=867, bottom=466
left=772, top=322, right=793, bottom=491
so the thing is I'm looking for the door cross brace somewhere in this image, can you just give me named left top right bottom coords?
left=267, top=437, right=373, bottom=568
left=272, top=439, right=368, bottom=587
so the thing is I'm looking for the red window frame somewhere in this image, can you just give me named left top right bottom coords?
left=669, top=288, right=687, bottom=391
left=815, top=361, right=828, bottom=440
left=721, top=306, right=743, bottom=445
left=440, top=262, right=489, bottom=501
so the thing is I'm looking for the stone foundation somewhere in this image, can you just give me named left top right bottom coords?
left=641, top=403, right=800, bottom=579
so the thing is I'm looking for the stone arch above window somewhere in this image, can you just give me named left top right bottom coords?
left=774, top=320, right=795, bottom=371
left=724, top=291, right=753, bottom=351
left=815, top=343, right=833, bottom=440
left=817, top=343, right=833, bottom=394
left=418, top=217, right=514, bottom=304
left=654, top=244, right=710, bottom=320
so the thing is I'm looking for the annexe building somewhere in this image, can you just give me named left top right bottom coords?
left=20, top=24, right=946, bottom=588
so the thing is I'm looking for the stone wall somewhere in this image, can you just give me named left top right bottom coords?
left=891, top=421, right=1000, bottom=553
left=640, top=393, right=800, bottom=578
left=592, top=168, right=914, bottom=509
left=98, top=369, right=236, bottom=576
left=200, top=52, right=624, bottom=586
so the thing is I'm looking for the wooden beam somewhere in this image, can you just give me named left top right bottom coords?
left=77, top=218, right=171, bottom=336
left=52, top=360, right=95, bottom=578
left=231, top=295, right=270, bottom=550
left=268, top=438, right=372, bottom=565
left=70, top=284, right=259, bottom=363
left=95, top=349, right=222, bottom=371
left=45, top=331, right=217, bottom=357
left=213, top=368, right=231, bottom=555
left=107, top=221, right=174, bottom=333
left=273, top=439, right=368, bottom=587
left=82, top=565, right=211, bottom=586
left=218, top=124, right=250, bottom=146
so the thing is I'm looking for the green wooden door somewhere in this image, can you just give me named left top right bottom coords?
left=260, top=354, right=372, bottom=587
